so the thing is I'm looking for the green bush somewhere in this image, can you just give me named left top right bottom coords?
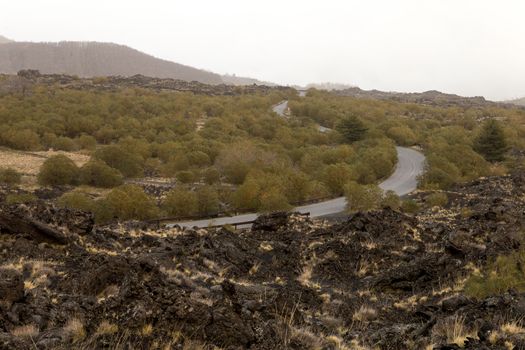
left=57, top=192, right=95, bottom=212
left=52, top=136, right=78, bottom=151
left=176, top=171, right=195, bottom=184
left=381, top=190, right=401, bottom=210
left=344, top=182, right=382, bottom=212
left=5, top=193, right=37, bottom=205
left=163, top=188, right=198, bottom=217
left=259, top=188, right=291, bottom=212
left=401, top=199, right=420, bottom=214
left=0, top=168, right=22, bottom=185
left=425, top=192, right=448, bottom=208
left=465, top=248, right=525, bottom=299
left=196, top=186, right=220, bottom=216
left=102, top=185, right=158, bottom=221
left=203, top=168, right=221, bottom=185
left=76, top=135, right=97, bottom=150
left=79, top=160, right=123, bottom=188
left=94, top=145, right=143, bottom=178
left=37, top=155, right=80, bottom=186
left=322, top=163, right=357, bottom=195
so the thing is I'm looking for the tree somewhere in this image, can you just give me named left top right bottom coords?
left=473, top=119, right=508, bottom=162
left=79, top=160, right=123, bottom=188
left=336, top=115, right=367, bottom=143
left=38, top=155, right=80, bottom=186
left=344, top=181, right=382, bottom=212
left=196, top=186, right=220, bottom=216
left=163, top=188, right=198, bottom=217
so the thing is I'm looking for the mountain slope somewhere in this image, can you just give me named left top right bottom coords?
left=0, top=41, right=223, bottom=84
left=508, top=97, right=525, bottom=106
left=0, top=35, right=13, bottom=44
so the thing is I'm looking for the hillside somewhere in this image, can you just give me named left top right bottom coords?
left=0, top=40, right=223, bottom=84
left=333, top=87, right=509, bottom=108
left=0, top=36, right=13, bottom=44
left=508, top=97, right=525, bottom=106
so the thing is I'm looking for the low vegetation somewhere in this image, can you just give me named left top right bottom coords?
left=0, top=75, right=522, bottom=223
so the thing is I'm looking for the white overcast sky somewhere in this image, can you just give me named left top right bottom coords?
left=1, top=0, right=524, bottom=100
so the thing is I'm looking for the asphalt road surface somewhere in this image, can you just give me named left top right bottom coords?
left=172, top=146, right=425, bottom=228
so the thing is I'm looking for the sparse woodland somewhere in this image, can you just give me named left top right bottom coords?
left=0, top=77, right=524, bottom=223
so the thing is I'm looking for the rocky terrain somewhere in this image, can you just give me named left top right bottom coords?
left=508, top=97, right=525, bottom=107
left=0, top=173, right=524, bottom=349
left=0, top=70, right=292, bottom=97
left=333, top=87, right=520, bottom=109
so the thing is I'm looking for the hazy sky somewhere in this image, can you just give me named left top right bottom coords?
left=1, top=0, right=524, bottom=100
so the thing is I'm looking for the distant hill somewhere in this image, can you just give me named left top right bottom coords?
left=332, top=87, right=511, bottom=108
left=507, top=97, right=525, bottom=106
left=0, top=40, right=223, bottom=84
left=0, top=35, right=13, bottom=44
left=221, top=74, right=276, bottom=86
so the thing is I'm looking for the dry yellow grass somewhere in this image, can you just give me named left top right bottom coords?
left=95, top=321, right=119, bottom=336
left=501, top=321, right=525, bottom=335
left=63, top=318, right=86, bottom=342
left=11, top=324, right=39, bottom=338
left=0, top=149, right=89, bottom=176
left=141, top=323, right=154, bottom=336
left=352, top=305, right=377, bottom=322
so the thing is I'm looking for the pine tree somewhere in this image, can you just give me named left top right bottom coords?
left=336, top=115, right=368, bottom=143
left=473, top=119, right=508, bottom=162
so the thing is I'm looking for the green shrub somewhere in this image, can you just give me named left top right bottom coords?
left=344, top=182, right=382, bottom=212
left=465, top=248, right=525, bottom=299
left=57, top=192, right=95, bottom=212
left=94, top=145, right=143, bottom=178
left=0, top=168, right=22, bottom=185
left=102, top=185, right=158, bottom=221
left=381, top=190, right=401, bottom=210
left=259, top=188, right=291, bottom=212
left=163, top=188, right=198, bottom=217
left=76, top=135, right=97, bottom=150
left=5, top=193, right=37, bottom=204
left=322, top=163, right=357, bottom=195
left=203, top=168, right=221, bottom=185
left=163, top=155, right=190, bottom=176
left=52, top=136, right=78, bottom=151
left=401, top=199, right=420, bottom=214
left=425, top=192, right=448, bottom=208
left=79, top=160, right=123, bottom=188
left=196, top=186, right=220, bottom=216
left=176, top=171, right=195, bottom=184
left=37, top=155, right=80, bottom=186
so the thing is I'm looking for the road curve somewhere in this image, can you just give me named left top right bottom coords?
left=172, top=146, right=425, bottom=228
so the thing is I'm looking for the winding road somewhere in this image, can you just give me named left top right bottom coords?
left=171, top=101, right=426, bottom=228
